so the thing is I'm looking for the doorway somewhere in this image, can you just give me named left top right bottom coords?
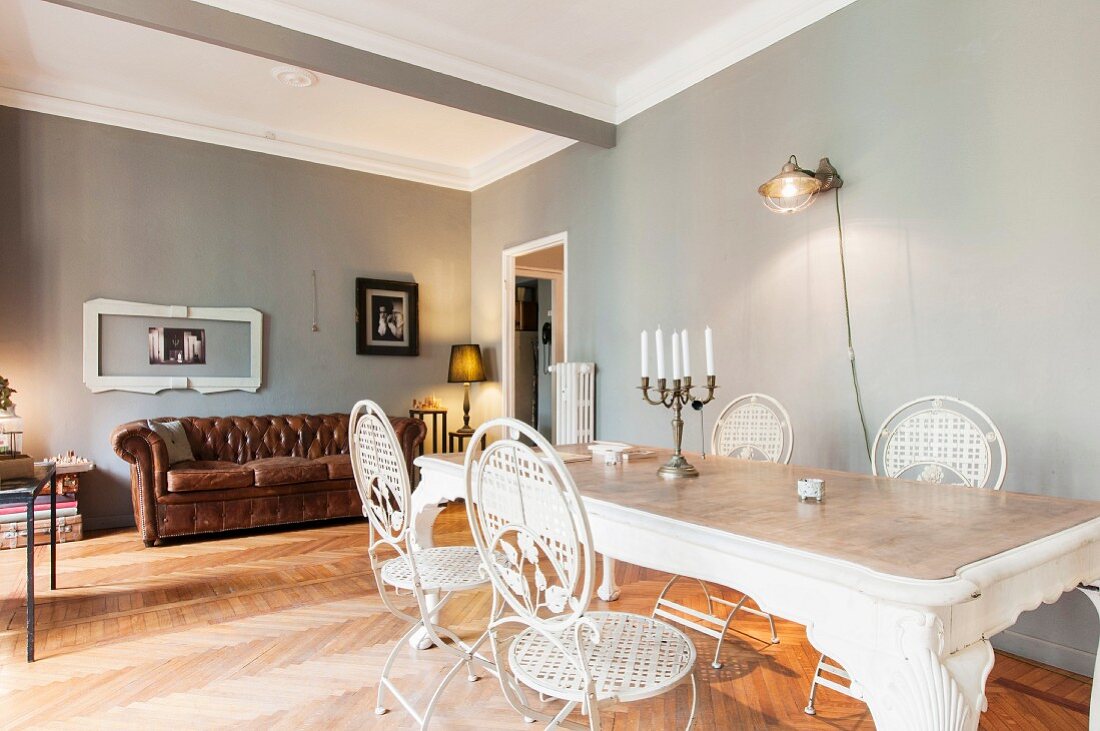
left=501, top=233, right=567, bottom=440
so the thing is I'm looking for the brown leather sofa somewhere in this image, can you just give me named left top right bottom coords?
left=111, top=413, right=425, bottom=546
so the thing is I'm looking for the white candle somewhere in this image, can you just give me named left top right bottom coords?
left=681, top=329, right=691, bottom=379
left=640, top=330, right=649, bottom=379
left=655, top=326, right=666, bottom=380
left=671, top=331, right=682, bottom=381
left=705, top=326, right=715, bottom=376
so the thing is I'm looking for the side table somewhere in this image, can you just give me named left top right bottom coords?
left=448, top=430, right=487, bottom=454
left=0, top=463, right=58, bottom=661
left=409, top=408, right=448, bottom=455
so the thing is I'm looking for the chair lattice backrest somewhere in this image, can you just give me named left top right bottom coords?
left=873, top=395, right=1006, bottom=489
left=711, top=393, right=794, bottom=464
left=465, top=419, right=594, bottom=631
left=349, top=400, right=411, bottom=546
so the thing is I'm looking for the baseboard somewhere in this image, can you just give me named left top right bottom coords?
left=992, top=630, right=1095, bottom=677
left=82, top=514, right=137, bottom=532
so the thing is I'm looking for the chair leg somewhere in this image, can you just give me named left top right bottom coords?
left=716, top=594, right=779, bottom=649
left=685, top=673, right=698, bottom=731
left=765, top=609, right=779, bottom=644
left=420, top=652, right=471, bottom=729
left=654, top=575, right=724, bottom=667
left=545, top=701, right=579, bottom=731
left=653, top=575, right=712, bottom=616
left=804, top=652, right=861, bottom=715
left=805, top=652, right=825, bottom=715
left=710, top=594, right=747, bottom=669
left=655, top=577, right=778, bottom=669
left=585, top=699, right=601, bottom=731
left=377, top=620, right=423, bottom=715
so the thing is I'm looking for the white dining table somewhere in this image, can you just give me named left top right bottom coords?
left=411, top=447, right=1100, bottom=731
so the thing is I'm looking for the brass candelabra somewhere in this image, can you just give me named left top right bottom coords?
left=640, top=375, right=717, bottom=478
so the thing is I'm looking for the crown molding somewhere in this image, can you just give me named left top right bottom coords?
left=0, top=85, right=484, bottom=190
left=192, top=0, right=618, bottom=124
left=469, top=134, right=576, bottom=190
left=614, top=0, right=859, bottom=123
left=0, top=83, right=573, bottom=192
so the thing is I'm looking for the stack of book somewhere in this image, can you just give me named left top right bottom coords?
left=0, top=458, right=87, bottom=549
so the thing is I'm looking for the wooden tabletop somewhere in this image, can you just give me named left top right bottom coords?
left=422, top=447, right=1100, bottom=581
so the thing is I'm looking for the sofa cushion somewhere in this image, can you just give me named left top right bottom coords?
left=246, top=456, right=329, bottom=487
left=314, top=454, right=353, bottom=480
left=167, top=461, right=254, bottom=493
left=148, top=419, right=196, bottom=465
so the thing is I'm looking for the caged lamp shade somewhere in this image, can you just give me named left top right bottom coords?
left=758, top=155, right=823, bottom=213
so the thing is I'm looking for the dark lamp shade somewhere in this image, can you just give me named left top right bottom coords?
left=448, top=344, right=486, bottom=383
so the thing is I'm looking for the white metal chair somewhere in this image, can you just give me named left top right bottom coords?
left=804, top=394, right=1007, bottom=715
left=653, top=394, right=789, bottom=669
left=349, top=399, right=493, bottom=729
left=465, top=418, right=698, bottom=730
left=711, top=393, right=795, bottom=464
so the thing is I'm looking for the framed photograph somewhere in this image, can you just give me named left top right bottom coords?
left=356, top=278, right=419, bottom=356
left=149, top=327, right=206, bottom=365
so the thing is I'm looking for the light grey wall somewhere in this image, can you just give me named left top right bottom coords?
left=0, top=107, right=471, bottom=529
left=471, top=0, right=1100, bottom=673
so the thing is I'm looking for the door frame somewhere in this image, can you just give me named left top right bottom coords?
left=501, top=232, right=568, bottom=420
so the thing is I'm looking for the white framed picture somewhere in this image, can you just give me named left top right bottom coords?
left=83, top=298, right=262, bottom=394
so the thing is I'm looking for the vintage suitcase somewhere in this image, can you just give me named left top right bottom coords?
left=0, top=514, right=83, bottom=549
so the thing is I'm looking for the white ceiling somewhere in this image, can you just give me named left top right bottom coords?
left=199, top=0, right=858, bottom=122
left=0, top=0, right=856, bottom=190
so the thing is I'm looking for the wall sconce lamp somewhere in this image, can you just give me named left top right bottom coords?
left=756, top=155, right=871, bottom=463
left=758, top=155, right=842, bottom=214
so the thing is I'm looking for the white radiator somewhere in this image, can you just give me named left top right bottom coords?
left=550, top=362, right=596, bottom=444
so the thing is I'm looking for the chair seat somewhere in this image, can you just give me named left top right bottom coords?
left=380, top=545, right=490, bottom=592
left=509, top=611, right=696, bottom=704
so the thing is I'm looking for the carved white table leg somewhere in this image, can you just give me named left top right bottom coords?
left=597, top=554, right=621, bottom=601
left=408, top=497, right=446, bottom=650
left=812, top=610, right=994, bottom=731
left=1077, top=583, right=1100, bottom=731
left=410, top=502, right=443, bottom=552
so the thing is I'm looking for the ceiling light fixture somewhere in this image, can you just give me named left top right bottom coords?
left=758, top=155, right=842, bottom=214
left=271, top=65, right=318, bottom=88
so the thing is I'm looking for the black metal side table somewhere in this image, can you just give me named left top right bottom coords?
left=409, top=408, right=448, bottom=454
left=448, top=430, right=487, bottom=454
left=0, top=463, right=57, bottom=661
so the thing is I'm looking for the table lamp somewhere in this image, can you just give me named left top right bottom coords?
left=447, top=344, right=486, bottom=435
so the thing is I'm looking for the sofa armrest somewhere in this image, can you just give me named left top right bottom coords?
left=388, top=416, right=427, bottom=481
left=110, top=420, right=171, bottom=545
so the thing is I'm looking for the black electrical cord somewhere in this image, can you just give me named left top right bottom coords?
left=691, top=399, right=706, bottom=458
left=834, top=189, right=873, bottom=465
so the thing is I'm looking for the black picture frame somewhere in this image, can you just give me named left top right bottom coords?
left=356, top=278, right=419, bottom=356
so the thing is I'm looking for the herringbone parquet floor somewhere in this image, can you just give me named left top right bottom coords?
left=0, top=504, right=1090, bottom=729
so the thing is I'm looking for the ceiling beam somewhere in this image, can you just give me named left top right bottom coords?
left=41, top=0, right=616, bottom=149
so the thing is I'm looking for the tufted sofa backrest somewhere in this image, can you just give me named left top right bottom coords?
left=158, top=414, right=351, bottom=464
